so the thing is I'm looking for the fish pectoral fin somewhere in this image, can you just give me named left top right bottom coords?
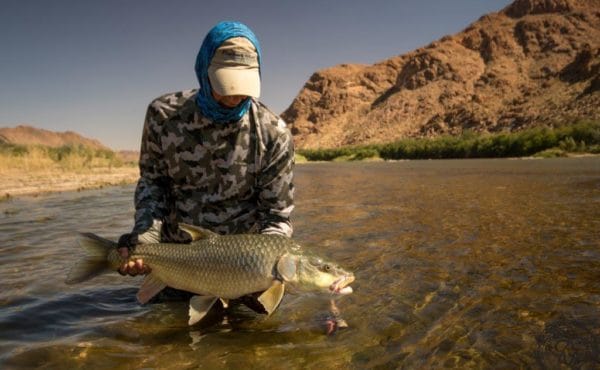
left=189, top=296, right=219, bottom=325
left=178, top=223, right=217, bottom=241
left=276, top=254, right=298, bottom=282
left=136, top=273, right=167, bottom=304
left=257, top=281, right=285, bottom=316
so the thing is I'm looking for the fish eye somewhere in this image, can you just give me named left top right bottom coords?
left=322, top=264, right=331, bottom=272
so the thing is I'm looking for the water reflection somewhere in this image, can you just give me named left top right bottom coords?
left=0, top=158, right=598, bottom=368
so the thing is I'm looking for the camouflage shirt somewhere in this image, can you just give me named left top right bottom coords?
left=133, top=89, right=294, bottom=239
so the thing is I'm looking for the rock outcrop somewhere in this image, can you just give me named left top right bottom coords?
left=283, top=0, right=600, bottom=149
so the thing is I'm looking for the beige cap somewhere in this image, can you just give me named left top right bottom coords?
left=208, top=37, right=260, bottom=98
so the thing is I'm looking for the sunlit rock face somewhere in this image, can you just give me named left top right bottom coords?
left=283, top=0, right=600, bottom=149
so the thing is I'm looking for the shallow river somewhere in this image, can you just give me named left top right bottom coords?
left=1, top=158, right=599, bottom=369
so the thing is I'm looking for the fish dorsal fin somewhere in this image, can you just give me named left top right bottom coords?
left=178, top=223, right=217, bottom=241
left=136, top=273, right=167, bottom=304
left=276, top=254, right=298, bottom=282
left=189, top=296, right=219, bottom=325
left=257, top=280, right=285, bottom=316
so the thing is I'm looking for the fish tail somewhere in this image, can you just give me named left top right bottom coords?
left=65, top=233, right=119, bottom=284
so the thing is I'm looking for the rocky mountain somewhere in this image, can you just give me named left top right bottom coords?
left=0, top=125, right=109, bottom=150
left=283, top=0, right=600, bottom=149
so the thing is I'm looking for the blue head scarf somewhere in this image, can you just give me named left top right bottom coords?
left=195, top=21, right=262, bottom=124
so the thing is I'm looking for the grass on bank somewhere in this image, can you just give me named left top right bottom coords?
left=0, top=143, right=135, bottom=173
left=297, top=120, right=600, bottom=161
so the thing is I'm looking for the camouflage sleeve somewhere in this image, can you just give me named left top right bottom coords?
left=256, top=126, right=295, bottom=237
left=132, top=103, right=170, bottom=235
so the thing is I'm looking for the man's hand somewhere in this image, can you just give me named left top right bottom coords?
left=117, top=232, right=151, bottom=276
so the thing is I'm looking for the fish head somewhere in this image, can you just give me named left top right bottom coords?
left=278, top=253, right=354, bottom=295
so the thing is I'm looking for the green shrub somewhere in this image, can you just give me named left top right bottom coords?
left=352, top=148, right=379, bottom=160
left=0, top=143, right=130, bottom=171
left=533, top=148, right=567, bottom=158
left=297, top=120, right=600, bottom=161
left=559, top=137, right=578, bottom=152
left=0, top=143, right=29, bottom=156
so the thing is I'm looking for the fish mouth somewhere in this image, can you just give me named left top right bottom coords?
left=330, top=274, right=355, bottom=295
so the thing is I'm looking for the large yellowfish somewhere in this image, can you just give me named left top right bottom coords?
left=66, top=224, right=354, bottom=325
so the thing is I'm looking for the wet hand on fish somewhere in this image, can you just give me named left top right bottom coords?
left=117, top=232, right=151, bottom=276
left=117, top=247, right=151, bottom=276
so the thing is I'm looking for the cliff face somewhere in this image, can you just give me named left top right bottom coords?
left=283, top=0, right=600, bottom=149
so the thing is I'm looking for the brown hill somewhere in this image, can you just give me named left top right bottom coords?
left=117, top=150, right=140, bottom=164
left=283, top=0, right=600, bottom=149
left=0, top=125, right=109, bottom=150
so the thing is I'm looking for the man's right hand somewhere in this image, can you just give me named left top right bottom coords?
left=117, top=232, right=151, bottom=276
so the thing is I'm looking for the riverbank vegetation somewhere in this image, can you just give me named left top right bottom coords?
left=0, top=143, right=135, bottom=172
left=297, top=121, right=600, bottom=161
left=0, top=144, right=139, bottom=198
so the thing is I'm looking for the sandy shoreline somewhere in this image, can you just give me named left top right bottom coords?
left=0, top=167, right=140, bottom=199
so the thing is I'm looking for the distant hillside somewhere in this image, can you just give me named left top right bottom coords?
left=0, top=125, right=109, bottom=150
left=117, top=150, right=140, bottom=164
left=283, top=0, right=600, bottom=149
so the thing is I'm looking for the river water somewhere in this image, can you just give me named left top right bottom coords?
left=0, top=158, right=598, bottom=369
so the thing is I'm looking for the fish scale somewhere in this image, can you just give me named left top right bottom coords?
left=130, top=234, right=296, bottom=298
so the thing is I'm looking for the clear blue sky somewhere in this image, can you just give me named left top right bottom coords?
left=0, top=0, right=511, bottom=150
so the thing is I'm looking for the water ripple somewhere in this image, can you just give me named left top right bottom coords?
left=0, top=160, right=599, bottom=369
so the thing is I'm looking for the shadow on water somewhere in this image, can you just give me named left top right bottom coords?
left=0, top=287, right=142, bottom=343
